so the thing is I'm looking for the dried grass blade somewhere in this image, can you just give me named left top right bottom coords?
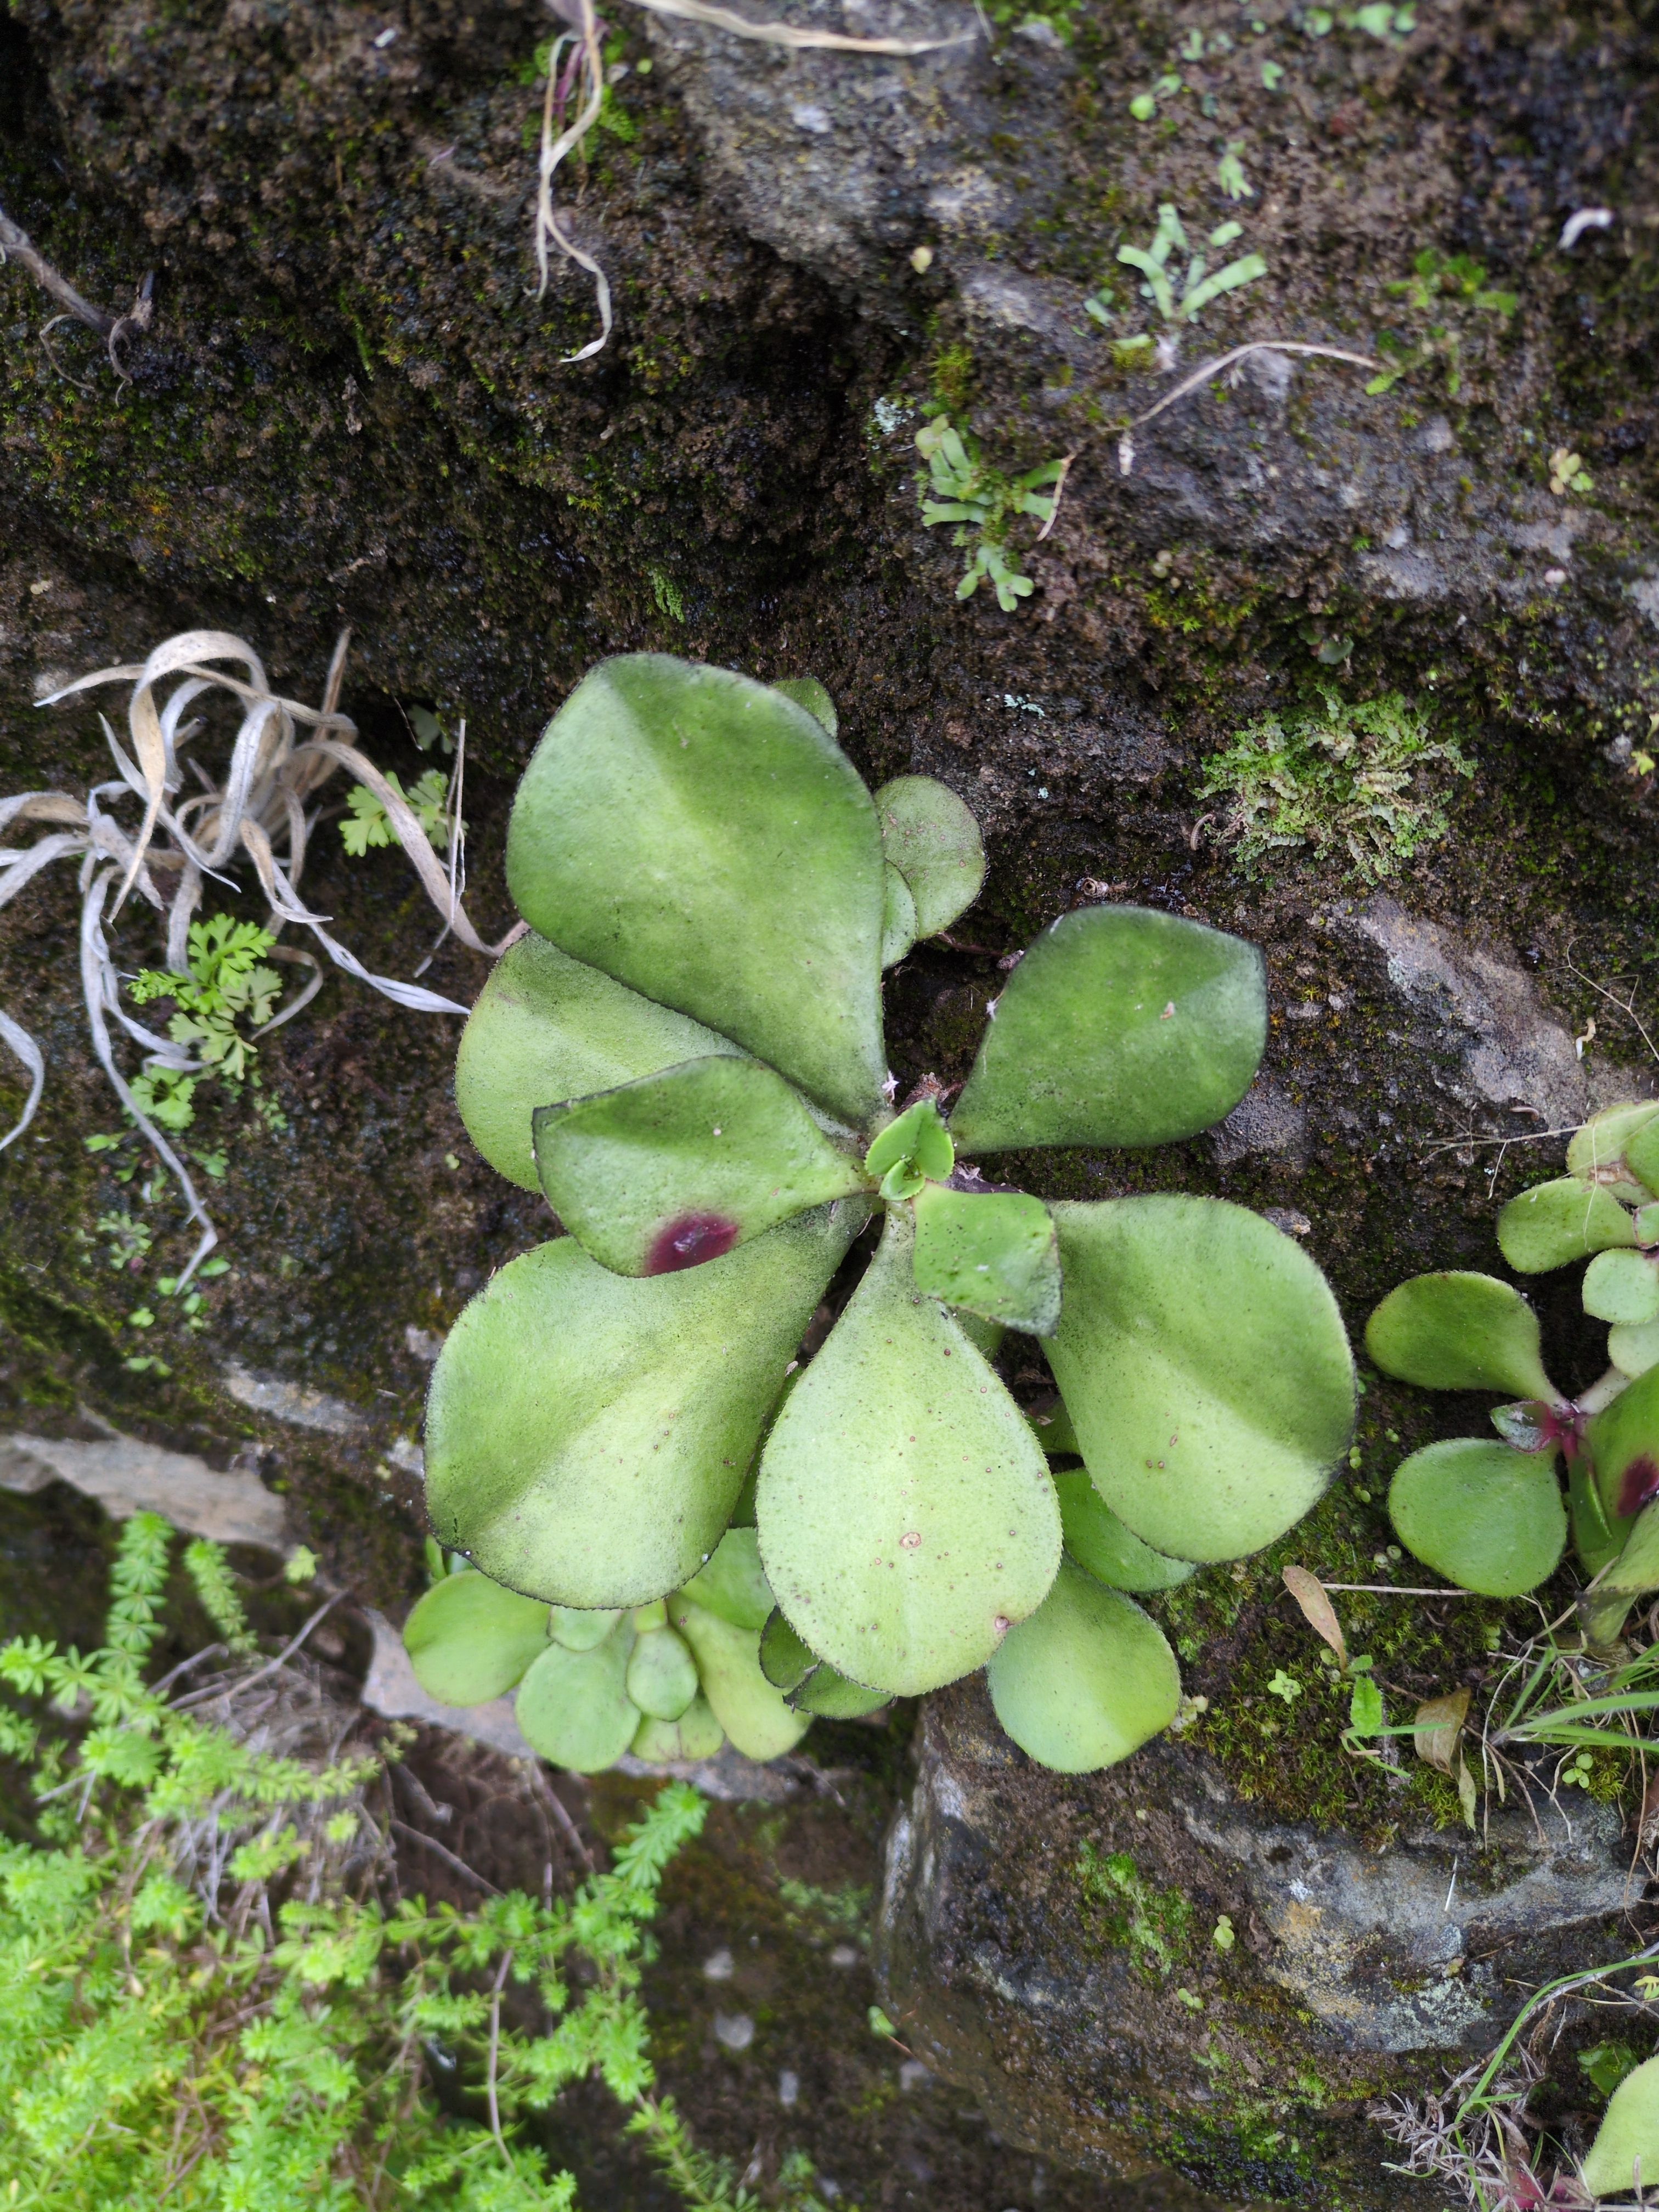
left=259, top=947, right=325, bottom=1035
left=0, top=793, right=88, bottom=832
left=289, top=737, right=508, bottom=955
left=1282, top=1564, right=1348, bottom=1670
left=110, top=635, right=262, bottom=915
left=624, top=0, right=977, bottom=54
left=0, top=832, right=92, bottom=912
left=237, top=819, right=471, bottom=1016
left=78, top=865, right=217, bottom=1285
left=0, top=1007, right=46, bottom=1153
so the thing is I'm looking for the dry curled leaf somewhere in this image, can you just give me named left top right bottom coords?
left=1281, top=1564, right=1347, bottom=1671
left=1413, top=1686, right=1472, bottom=1774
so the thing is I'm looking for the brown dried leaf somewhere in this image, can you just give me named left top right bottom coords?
left=1281, top=1564, right=1347, bottom=1672
left=1413, top=1687, right=1472, bottom=1774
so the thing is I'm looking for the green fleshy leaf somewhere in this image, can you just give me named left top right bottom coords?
left=772, top=676, right=837, bottom=736
left=401, top=1571, right=551, bottom=1706
left=881, top=865, right=919, bottom=968
left=1627, top=1116, right=1659, bottom=1199
left=1568, top=1101, right=1659, bottom=1204
left=1588, top=1362, right=1659, bottom=1530
left=515, top=1622, right=641, bottom=1771
left=952, top=1310, right=1007, bottom=1362
left=864, top=1098, right=954, bottom=1181
left=949, top=905, right=1266, bottom=1156
left=1584, top=1249, right=1659, bottom=1325
left=531, top=1056, right=867, bottom=1277
left=757, top=1605, right=886, bottom=1714
left=1587, top=1499, right=1659, bottom=1620
left=1496, top=1176, right=1637, bottom=1273
left=425, top=1202, right=864, bottom=1606
left=874, top=775, right=986, bottom=939
left=758, top=1607, right=816, bottom=1691
left=549, top=1604, right=623, bottom=1651
left=1569, top=1458, right=1624, bottom=1580
left=986, top=1557, right=1181, bottom=1773
left=631, top=1692, right=726, bottom=1763
left=1046, top=1197, right=1353, bottom=1563
left=679, top=1526, right=775, bottom=1632
left=454, top=932, right=738, bottom=1193
left=1387, top=1438, right=1566, bottom=1596
left=788, top=1663, right=888, bottom=1718
left=1365, top=1272, right=1556, bottom=1400
left=1053, top=1468, right=1195, bottom=1591
left=1027, top=1396, right=1079, bottom=1455
left=667, top=1594, right=812, bottom=1759
left=506, top=655, right=887, bottom=1125
left=1581, top=2052, right=1659, bottom=2197
left=757, top=1209, right=1062, bottom=1696
left=911, top=1183, right=1062, bottom=1335
left=625, top=1624, right=700, bottom=1720
left=1610, top=1317, right=1659, bottom=1379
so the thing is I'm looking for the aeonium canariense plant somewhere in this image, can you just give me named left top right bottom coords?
left=410, top=656, right=1357, bottom=1773
left=1368, top=1101, right=1659, bottom=1637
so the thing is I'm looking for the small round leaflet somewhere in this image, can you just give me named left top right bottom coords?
left=1387, top=1437, right=1567, bottom=1596
left=986, top=1558, right=1180, bottom=1772
left=402, top=1571, right=551, bottom=1706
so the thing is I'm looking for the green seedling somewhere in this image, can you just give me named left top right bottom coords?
left=416, top=653, right=1357, bottom=1774
left=1369, top=1101, right=1659, bottom=1633
left=1109, top=205, right=1267, bottom=355
left=1549, top=445, right=1593, bottom=497
left=1199, top=691, right=1472, bottom=882
left=341, top=765, right=458, bottom=856
left=1216, top=143, right=1252, bottom=201
left=913, top=416, right=1065, bottom=612
left=127, top=913, right=289, bottom=1133
left=1366, top=247, right=1517, bottom=398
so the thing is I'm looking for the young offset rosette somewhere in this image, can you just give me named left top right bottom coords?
left=1368, top=1101, right=1659, bottom=1638
left=408, top=657, right=1356, bottom=1773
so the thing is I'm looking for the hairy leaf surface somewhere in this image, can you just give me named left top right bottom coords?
left=401, top=1571, right=550, bottom=1707
left=425, top=1203, right=864, bottom=1606
left=506, top=656, right=887, bottom=1124
left=986, top=1558, right=1181, bottom=1772
left=1388, top=1439, right=1566, bottom=1596
left=532, top=1056, right=866, bottom=1276
left=1496, top=1175, right=1637, bottom=1274
left=1365, top=1272, right=1556, bottom=1399
left=1052, top=1468, right=1195, bottom=1592
left=515, top=1624, right=641, bottom=1771
left=1046, top=1197, right=1353, bottom=1562
left=757, top=1210, right=1060, bottom=1695
left=911, top=1183, right=1062, bottom=1334
left=667, top=1595, right=811, bottom=1760
left=1568, top=1101, right=1659, bottom=1204
left=454, top=932, right=737, bottom=1192
left=950, top=905, right=1266, bottom=1154
left=874, top=775, right=986, bottom=939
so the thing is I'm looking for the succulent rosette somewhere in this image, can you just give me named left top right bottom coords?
left=1369, top=1100, right=1659, bottom=1636
left=404, top=656, right=1356, bottom=1771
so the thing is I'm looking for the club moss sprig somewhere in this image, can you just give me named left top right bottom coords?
left=0, top=1510, right=772, bottom=2211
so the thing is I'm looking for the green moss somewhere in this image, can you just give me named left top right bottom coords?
left=1199, top=692, right=1474, bottom=882
left=1076, top=1844, right=1194, bottom=1976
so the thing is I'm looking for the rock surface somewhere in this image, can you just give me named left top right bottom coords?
left=3, top=0, right=1659, bottom=2200
left=877, top=1683, right=1637, bottom=2208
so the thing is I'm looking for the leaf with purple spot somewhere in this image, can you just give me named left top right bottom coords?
left=532, top=1056, right=869, bottom=1278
